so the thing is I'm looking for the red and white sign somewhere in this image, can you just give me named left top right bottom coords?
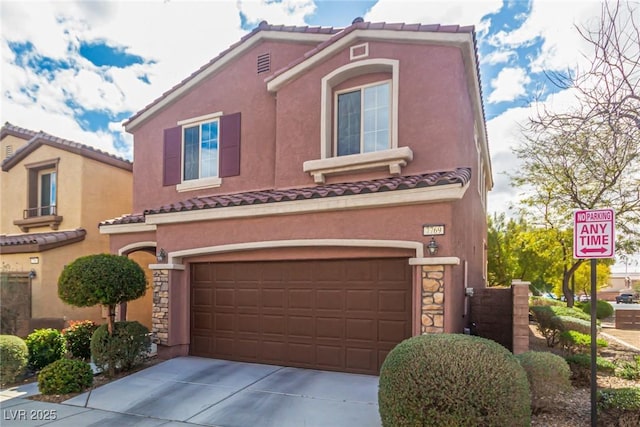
left=573, top=209, right=615, bottom=259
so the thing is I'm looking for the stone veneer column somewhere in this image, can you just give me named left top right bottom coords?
left=421, top=265, right=445, bottom=334
left=152, top=269, right=169, bottom=345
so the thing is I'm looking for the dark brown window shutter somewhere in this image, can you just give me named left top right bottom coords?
left=219, top=112, right=241, bottom=177
left=163, top=126, right=181, bottom=186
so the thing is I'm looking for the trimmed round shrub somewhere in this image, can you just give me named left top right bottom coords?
left=516, top=351, right=572, bottom=413
left=378, top=334, right=531, bottom=427
left=565, top=353, right=616, bottom=387
left=91, top=321, right=150, bottom=376
left=38, top=358, right=93, bottom=394
left=62, top=320, right=98, bottom=360
left=0, top=335, right=29, bottom=385
left=556, top=315, right=593, bottom=335
left=559, top=330, right=608, bottom=354
left=579, top=300, right=614, bottom=320
left=25, top=328, right=65, bottom=371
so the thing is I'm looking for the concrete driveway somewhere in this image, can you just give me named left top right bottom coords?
left=1, top=357, right=381, bottom=427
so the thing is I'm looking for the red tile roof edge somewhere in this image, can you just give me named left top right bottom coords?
left=1, top=123, right=132, bottom=172
left=0, top=229, right=87, bottom=254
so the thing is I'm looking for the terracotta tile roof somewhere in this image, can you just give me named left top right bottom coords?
left=155, top=168, right=469, bottom=214
left=268, top=21, right=475, bottom=83
left=1, top=122, right=132, bottom=172
left=99, top=213, right=146, bottom=226
left=0, top=229, right=86, bottom=254
left=0, top=122, right=38, bottom=141
left=101, top=168, right=470, bottom=226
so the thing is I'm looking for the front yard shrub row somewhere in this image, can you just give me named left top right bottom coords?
left=565, top=353, right=616, bottom=387
left=25, top=328, right=65, bottom=371
left=597, top=387, right=640, bottom=426
left=617, top=356, right=640, bottom=381
left=91, top=321, right=151, bottom=377
left=62, top=320, right=98, bottom=361
left=559, top=330, right=608, bottom=354
left=531, top=305, right=601, bottom=348
left=0, top=335, right=28, bottom=385
left=515, top=351, right=572, bottom=413
left=379, top=334, right=531, bottom=427
left=38, top=358, right=93, bottom=394
left=576, top=300, right=614, bottom=320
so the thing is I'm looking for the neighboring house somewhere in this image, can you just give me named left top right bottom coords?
left=100, top=19, right=493, bottom=375
left=0, top=123, right=149, bottom=336
left=598, top=272, right=640, bottom=301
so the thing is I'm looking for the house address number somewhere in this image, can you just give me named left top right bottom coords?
left=423, top=224, right=445, bottom=236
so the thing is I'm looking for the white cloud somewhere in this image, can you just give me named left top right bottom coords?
left=237, top=0, right=316, bottom=25
left=365, top=0, right=503, bottom=28
left=482, top=49, right=516, bottom=65
left=488, top=67, right=531, bottom=103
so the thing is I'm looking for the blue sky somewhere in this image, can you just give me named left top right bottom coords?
left=1, top=1, right=633, bottom=270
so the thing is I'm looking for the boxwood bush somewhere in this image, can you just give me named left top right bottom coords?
left=38, top=358, right=93, bottom=394
left=0, top=335, right=28, bottom=385
left=516, top=351, right=572, bottom=413
left=598, top=387, right=640, bottom=426
left=62, top=320, right=98, bottom=361
left=578, top=300, right=614, bottom=320
left=378, top=334, right=531, bottom=426
left=90, top=321, right=150, bottom=376
left=25, top=328, right=65, bottom=371
left=565, top=353, right=616, bottom=387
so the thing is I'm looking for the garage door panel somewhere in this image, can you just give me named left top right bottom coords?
left=288, top=343, right=314, bottom=364
left=215, top=289, right=234, bottom=307
left=215, top=313, right=234, bottom=332
left=346, top=319, right=376, bottom=340
left=316, top=317, right=344, bottom=339
left=346, top=290, right=376, bottom=311
left=379, top=320, right=408, bottom=342
left=379, top=290, right=408, bottom=312
left=262, top=289, right=285, bottom=308
left=190, top=259, right=411, bottom=375
left=346, top=347, right=375, bottom=372
left=289, top=289, right=313, bottom=309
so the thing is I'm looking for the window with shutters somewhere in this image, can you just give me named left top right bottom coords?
left=163, top=111, right=241, bottom=192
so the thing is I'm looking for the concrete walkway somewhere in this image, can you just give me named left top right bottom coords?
left=1, top=358, right=381, bottom=427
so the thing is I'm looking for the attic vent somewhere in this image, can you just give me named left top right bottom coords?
left=257, top=53, right=271, bottom=74
left=5, top=145, right=13, bottom=159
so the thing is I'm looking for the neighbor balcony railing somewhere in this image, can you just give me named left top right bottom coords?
left=23, top=205, right=57, bottom=218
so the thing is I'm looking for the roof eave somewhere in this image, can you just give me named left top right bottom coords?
left=123, top=31, right=334, bottom=133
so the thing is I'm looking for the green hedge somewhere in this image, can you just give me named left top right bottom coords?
left=0, top=335, right=28, bottom=385
left=90, top=321, right=150, bottom=376
left=38, top=358, right=93, bottom=394
left=25, top=328, right=65, bottom=371
left=378, top=334, right=531, bottom=426
left=516, top=351, right=572, bottom=413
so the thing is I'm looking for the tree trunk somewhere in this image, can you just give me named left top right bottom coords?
left=563, top=260, right=584, bottom=308
left=107, top=304, right=115, bottom=335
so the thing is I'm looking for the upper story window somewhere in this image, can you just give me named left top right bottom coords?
left=163, top=112, right=241, bottom=192
left=336, top=81, right=390, bottom=156
left=37, top=169, right=57, bottom=216
left=13, top=159, right=63, bottom=232
left=183, top=119, right=219, bottom=181
left=303, top=58, right=413, bottom=184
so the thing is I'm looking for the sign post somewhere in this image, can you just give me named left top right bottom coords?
left=573, top=208, right=615, bottom=427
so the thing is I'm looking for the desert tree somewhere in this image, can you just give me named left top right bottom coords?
left=513, top=0, right=640, bottom=306
left=58, top=254, right=147, bottom=334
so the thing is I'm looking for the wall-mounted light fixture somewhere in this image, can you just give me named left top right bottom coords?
left=30, top=257, right=39, bottom=264
left=156, top=248, right=167, bottom=263
left=426, top=237, right=439, bottom=256
left=28, top=269, right=37, bottom=279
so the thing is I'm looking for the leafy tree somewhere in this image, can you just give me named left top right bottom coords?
left=512, top=1, right=640, bottom=306
left=572, top=261, right=611, bottom=298
left=58, top=254, right=147, bottom=335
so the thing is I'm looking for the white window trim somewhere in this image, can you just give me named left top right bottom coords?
left=350, top=43, right=369, bottom=60
left=320, top=58, right=399, bottom=159
left=307, top=59, right=403, bottom=183
left=333, top=79, right=392, bottom=158
left=178, top=111, right=223, bottom=192
left=303, top=146, right=413, bottom=184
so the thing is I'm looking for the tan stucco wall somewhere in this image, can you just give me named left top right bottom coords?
left=0, top=134, right=29, bottom=162
left=125, top=250, right=154, bottom=330
left=1, top=143, right=133, bottom=328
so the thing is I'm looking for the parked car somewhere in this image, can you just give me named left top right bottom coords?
left=615, top=293, right=638, bottom=304
left=578, top=295, right=590, bottom=302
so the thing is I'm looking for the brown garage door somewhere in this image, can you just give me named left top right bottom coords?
left=190, top=258, right=412, bottom=375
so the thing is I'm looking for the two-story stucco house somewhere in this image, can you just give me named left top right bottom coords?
left=100, top=20, right=493, bottom=375
left=0, top=123, right=151, bottom=336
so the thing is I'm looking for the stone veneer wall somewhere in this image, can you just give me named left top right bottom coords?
left=421, top=265, right=444, bottom=334
left=152, top=270, right=169, bottom=345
